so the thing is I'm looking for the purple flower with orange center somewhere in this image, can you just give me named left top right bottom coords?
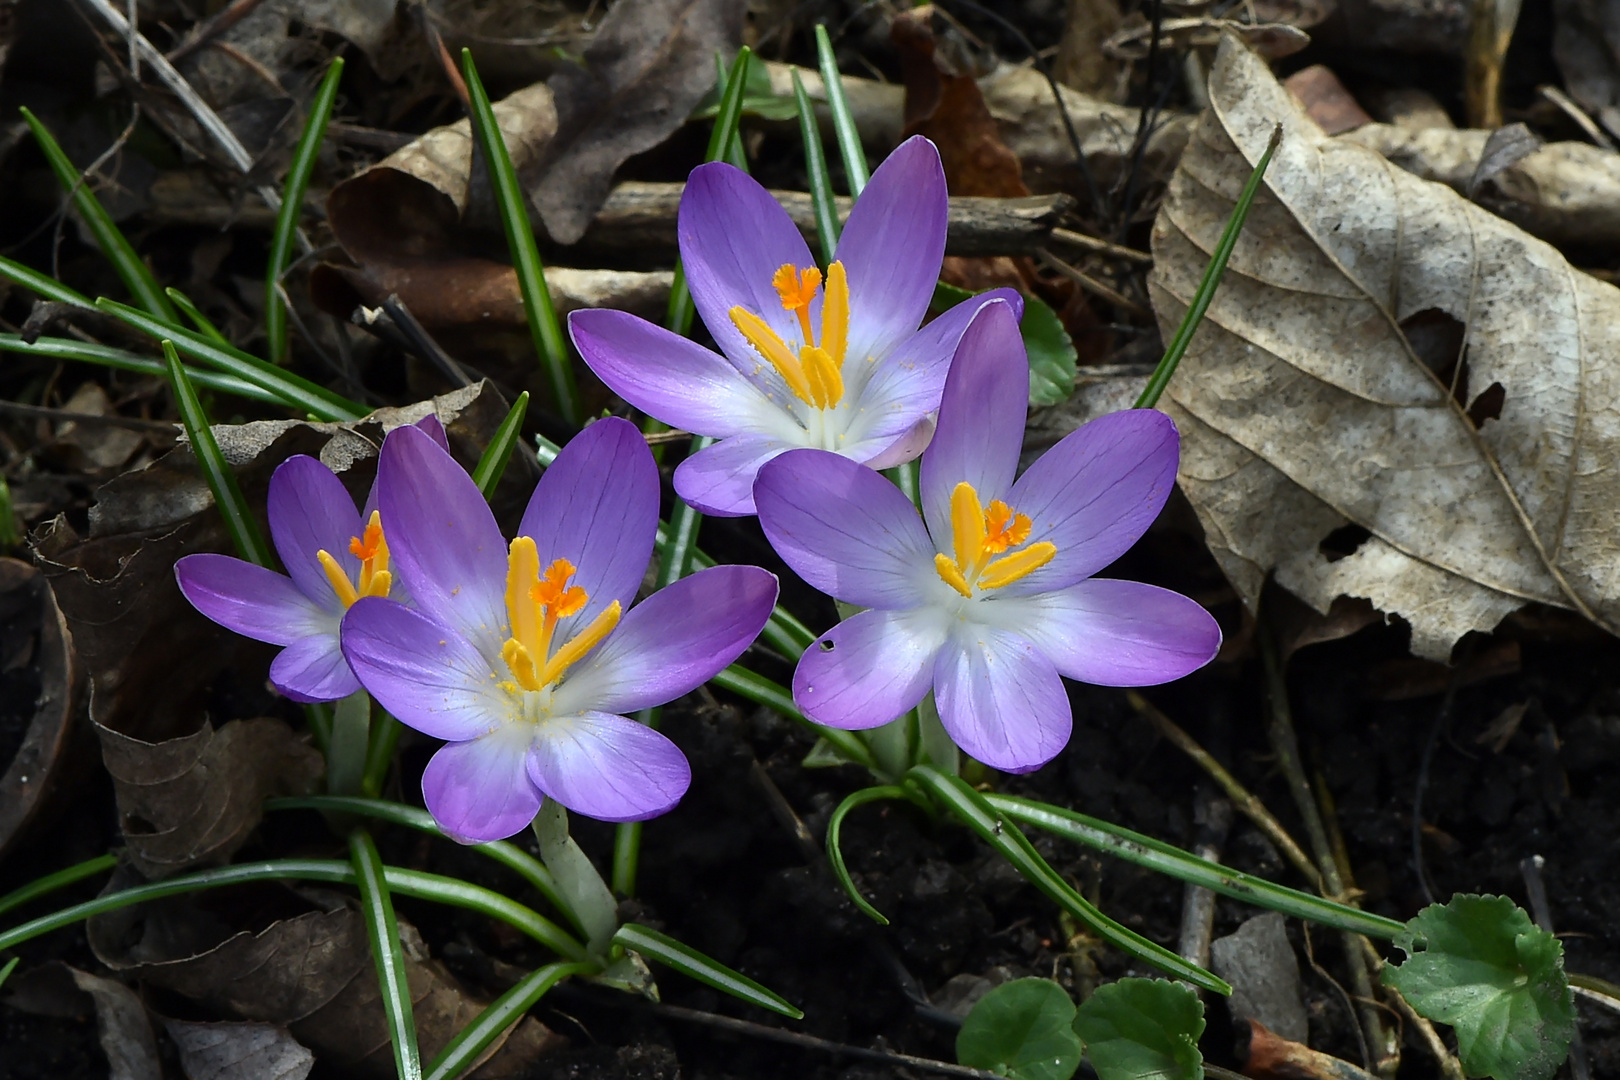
left=753, top=301, right=1221, bottom=774
left=339, top=418, right=779, bottom=842
left=174, top=416, right=448, bottom=704
left=568, top=135, right=1022, bottom=516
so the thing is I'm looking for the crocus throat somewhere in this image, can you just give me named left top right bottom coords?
left=729, top=261, right=851, bottom=410
left=317, top=510, right=392, bottom=607
left=934, top=482, right=1056, bottom=598
left=501, top=537, right=620, bottom=697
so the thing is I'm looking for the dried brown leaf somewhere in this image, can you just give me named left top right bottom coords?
left=0, top=557, right=78, bottom=860
left=164, top=1018, right=314, bottom=1080
left=1149, top=38, right=1620, bottom=660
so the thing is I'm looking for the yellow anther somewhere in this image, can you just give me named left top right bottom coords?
left=317, top=549, right=360, bottom=608
left=505, top=537, right=544, bottom=662
left=801, top=346, right=844, bottom=410
left=730, top=306, right=814, bottom=405
left=821, top=261, right=849, bottom=366
left=935, top=553, right=973, bottom=599
left=950, top=483, right=986, bottom=577
left=983, top=501, right=1032, bottom=555
left=347, top=511, right=390, bottom=597
left=978, top=542, right=1057, bottom=590
left=536, top=600, right=621, bottom=688
left=502, top=638, right=543, bottom=693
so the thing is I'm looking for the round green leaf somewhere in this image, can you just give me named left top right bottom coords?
left=1021, top=295, right=1078, bottom=407
left=1074, top=978, right=1204, bottom=1080
left=957, top=978, right=1082, bottom=1080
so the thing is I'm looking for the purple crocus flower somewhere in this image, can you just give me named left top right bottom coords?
left=175, top=415, right=450, bottom=704
left=568, top=135, right=1023, bottom=517
left=753, top=301, right=1221, bottom=774
left=339, top=418, right=779, bottom=842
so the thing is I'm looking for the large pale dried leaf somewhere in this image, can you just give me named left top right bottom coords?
left=0, top=557, right=77, bottom=860
left=70, top=967, right=162, bottom=1080
left=1149, top=38, right=1620, bottom=660
left=165, top=1019, right=314, bottom=1080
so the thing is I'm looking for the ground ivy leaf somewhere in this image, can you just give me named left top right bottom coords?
left=1073, top=977, right=1204, bottom=1080
left=1021, top=295, right=1078, bottom=407
left=1383, top=894, right=1574, bottom=1080
left=957, top=978, right=1082, bottom=1080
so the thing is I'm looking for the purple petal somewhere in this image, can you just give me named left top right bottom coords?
left=555, top=565, right=778, bottom=716
left=792, top=607, right=948, bottom=730
left=673, top=433, right=795, bottom=517
left=679, top=162, right=817, bottom=373
left=269, top=632, right=359, bottom=703
left=853, top=414, right=934, bottom=471
left=266, top=455, right=362, bottom=615
left=341, top=597, right=507, bottom=742
left=175, top=553, right=332, bottom=645
left=843, top=290, right=1024, bottom=453
left=1002, top=409, right=1180, bottom=595
left=933, top=624, right=1071, bottom=773
left=919, top=301, right=1029, bottom=542
left=423, top=726, right=544, bottom=843
left=754, top=449, right=934, bottom=609
left=833, top=137, right=949, bottom=364
left=518, top=418, right=659, bottom=635
left=992, top=578, right=1220, bottom=686
left=377, top=424, right=509, bottom=658
left=414, top=412, right=450, bottom=450
left=527, top=710, right=692, bottom=823
left=568, top=309, right=793, bottom=439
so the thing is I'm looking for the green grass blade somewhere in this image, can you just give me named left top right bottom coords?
left=613, top=923, right=804, bottom=1018
left=471, top=391, right=529, bottom=497
left=102, top=299, right=366, bottom=420
left=987, top=794, right=1404, bottom=939
left=460, top=50, right=576, bottom=424
left=813, top=25, right=869, bottom=195
left=1135, top=124, right=1282, bottom=410
left=0, top=957, right=16, bottom=992
left=362, top=712, right=401, bottom=798
left=0, top=853, right=118, bottom=921
left=908, top=766, right=1232, bottom=995
left=825, top=786, right=909, bottom=925
left=712, top=665, right=878, bottom=772
left=792, top=69, right=840, bottom=262
left=424, top=962, right=593, bottom=1080
left=163, top=340, right=274, bottom=567
left=0, top=334, right=280, bottom=404
left=20, top=108, right=178, bottom=324
left=350, top=828, right=422, bottom=1080
left=268, top=57, right=343, bottom=365
left=0, top=255, right=92, bottom=308
left=165, top=287, right=230, bottom=346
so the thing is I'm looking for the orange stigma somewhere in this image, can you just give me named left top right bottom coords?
left=730, top=261, right=852, bottom=410
left=317, top=510, right=392, bottom=607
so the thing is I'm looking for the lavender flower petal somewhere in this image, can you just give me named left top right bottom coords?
left=833, top=136, right=949, bottom=365
left=270, top=632, right=360, bottom=703
left=754, top=449, right=935, bottom=609
left=423, top=725, right=544, bottom=843
left=342, top=597, right=505, bottom=742
left=377, top=424, right=509, bottom=658
left=518, top=417, right=659, bottom=632
left=266, top=455, right=362, bottom=615
left=552, top=565, right=778, bottom=717
left=175, top=553, right=332, bottom=644
left=919, top=301, right=1029, bottom=542
left=526, top=710, right=691, bottom=823
left=933, top=624, right=1072, bottom=773
left=1002, top=409, right=1180, bottom=596
left=792, top=607, right=948, bottom=730
left=673, top=433, right=795, bottom=517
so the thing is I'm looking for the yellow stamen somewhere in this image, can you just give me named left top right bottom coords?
left=505, top=537, right=543, bottom=662
left=535, top=601, right=621, bottom=688
left=772, top=263, right=822, bottom=344
left=347, top=511, right=390, bottom=597
left=983, top=501, right=1032, bottom=555
left=822, top=261, right=849, bottom=365
left=935, top=553, right=973, bottom=599
left=978, top=542, right=1057, bottom=590
left=502, top=638, right=543, bottom=692
left=801, top=346, right=844, bottom=410
left=317, top=549, right=360, bottom=608
left=950, top=483, right=987, bottom=577
left=730, top=306, right=814, bottom=405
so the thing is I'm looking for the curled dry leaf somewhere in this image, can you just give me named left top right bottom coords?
left=6, top=963, right=163, bottom=1080
left=164, top=1018, right=314, bottom=1080
left=1149, top=38, right=1620, bottom=660
left=0, top=557, right=79, bottom=860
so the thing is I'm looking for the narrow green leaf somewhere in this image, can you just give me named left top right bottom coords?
left=813, top=25, right=869, bottom=194
left=350, top=829, right=422, bottom=1080
left=103, top=300, right=366, bottom=420
left=21, top=108, right=178, bottom=324
left=1073, top=978, right=1204, bottom=1080
left=165, top=287, right=231, bottom=346
left=461, top=50, right=576, bottom=424
left=472, top=391, right=530, bottom=498
left=986, top=795, right=1405, bottom=940
left=793, top=68, right=840, bottom=263
left=0, top=334, right=282, bottom=405
left=825, top=785, right=909, bottom=925
left=1023, top=295, right=1078, bottom=406
left=958, top=978, right=1081, bottom=1080
left=163, top=340, right=274, bottom=567
left=0, top=957, right=17, bottom=992
left=711, top=664, right=878, bottom=772
left=0, top=476, right=17, bottom=550
left=268, top=57, right=344, bottom=365
left=613, top=923, right=803, bottom=1018
left=326, top=688, right=372, bottom=797
left=362, top=712, right=402, bottom=798
left=0, top=255, right=93, bottom=308
left=424, top=962, right=593, bottom=1080
left=908, top=767, right=1230, bottom=995
left=1383, top=895, right=1574, bottom=1080
left=0, top=853, right=118, bottom=921
left=1134, top=124, right=1282, bottom=410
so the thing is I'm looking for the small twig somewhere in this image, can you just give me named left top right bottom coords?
left=165, top=0, right=273, bottom=63
left=1036, top=249, right=1151, bottom=318
left=0, top=400, right=177, bottom=434
left=378, top=295, right=475, bottom=388
left=1412, top=643, right=1471, bottom=905
left=414, top=1, right=471, bottom=110
left=748, top=759, right=820, bottom=864
left=1177, top=787, right=1230, bottom=983
left=1537, top=85, right=1617, bottom=151
left=200, top=39, right=287, bottom=96
left=1522, top=855, right=1590, bottom=1080
left=1048, top=227, right=1154, bottom=266
left=1302, top=921, right=1373, bottom=1071
left=642, top=427, right=693, bottom=445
